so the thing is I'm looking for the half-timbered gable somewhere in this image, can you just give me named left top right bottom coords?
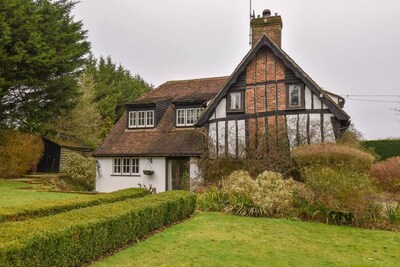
left=196, top=20, right=349, bottom=157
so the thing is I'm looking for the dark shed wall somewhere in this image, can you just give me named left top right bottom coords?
left=37, top=139, right=61, bottom=173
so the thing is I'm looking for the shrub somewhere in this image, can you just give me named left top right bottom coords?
left=0, top=131, right=44, bottom=177
left=198, top=170, right=296, bottom=218
left=370, top=157, right=400, bottom=192
left=362, top=139, right=400, bottom=161
left=301, top=167, right=375, bottom=225
left=386, top=202, right=400, bottom=224
left=197, top=186, right=229, bottom=212
left=292, top=143, right=374, bottom=174
left=0, top=191, right=196, bottom=267
left=0, top=188, right=149, bottom=223
left=62, top=152, right=96, bottom=191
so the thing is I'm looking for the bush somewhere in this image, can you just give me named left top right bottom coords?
left=362, top=139, right=400, bottom=161
left=0, top=188, right=149, bottom=223
left=292, top=143, right=374, bottom=174
left=0, top=131, right=44, bottom=177
left=370, top=157, right=400, bottom=193
left=300, top=167, right=375, bottom=225
left=198, top=170, right=296, bottom=218
left=0, top=191, right=196, bottom=267
left=62, top=152, right=96, bottom=191
left=386, top=202, right=400, bottom=224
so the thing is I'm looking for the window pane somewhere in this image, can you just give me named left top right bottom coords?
left=146, top=110, right=154, bottom=127
left=132, top=158, right=139, bottom=174
left=177, top=109, right=185, bottom=126
left=128, top=111, right=137, bottom=128
left=230, top=92, right=241, bottom=110
left=195, top=108, right=202, bottom=121
left=289, top=85, right=301, bottom=107
left=122, top=158, right=130, bottom=174
left=186, top=108, right=195, bottom=125
left=113, top=158, right=121, bottom=174
left=138, top=111, right=146, bottom=126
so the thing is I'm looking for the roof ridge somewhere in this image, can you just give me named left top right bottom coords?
left=164, top=76, right=229, bottom=84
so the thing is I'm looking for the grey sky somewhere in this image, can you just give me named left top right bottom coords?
left=72, top=0, right=400, bottom=140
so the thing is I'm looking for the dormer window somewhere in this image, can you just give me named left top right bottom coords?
left=287, top=84, right=305, bottom=109
left=176, top=107, right=204, bottom=127
left=227, top=91, right=244, bottom=112
left=128, top=110, right=154, bottom=128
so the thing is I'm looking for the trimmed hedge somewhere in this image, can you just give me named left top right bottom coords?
left=362, top=139, right=400, bottom=161
left=0, top=188, right=149, bottom=223
left=0, top=191, right=196, bottom=267
left=292, top=143, right=374, bottom=174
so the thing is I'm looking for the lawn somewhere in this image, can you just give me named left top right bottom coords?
left=94, top=212, right=400, bottom=267
left=0, top=179, right=89, bottom=208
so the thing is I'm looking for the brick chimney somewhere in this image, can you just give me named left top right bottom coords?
left=251, top=9, right=283, bottom=47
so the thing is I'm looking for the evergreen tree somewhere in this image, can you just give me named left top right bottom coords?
left=46, top=73, right=102, bottom=149
left=0, top=0, right=90, bottom=133
left=85, top=55, right=152, bottom=136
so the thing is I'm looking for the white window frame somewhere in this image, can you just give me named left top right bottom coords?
left=176, top=107, right=204, bottom=127
left=113, top=158, right=122, bottom=175
left=186, top=108, right=195, bottom=126
left=137, top=111, right=146, bottom=127
left=146, top=110, right=154, bottom=127
left=131, top=158, right=139, bottom=175
left=176, top=109, right=186, bottom=126
left=122, top=158, right=131, bottom=175
left=128, top=111, right=137, bottom=128
left=113, top=157, right=140, bottom=176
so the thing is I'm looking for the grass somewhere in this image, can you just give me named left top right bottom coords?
left=94, top=212, right=400, bottom=267
left=0, top=179, right=88, bottom=208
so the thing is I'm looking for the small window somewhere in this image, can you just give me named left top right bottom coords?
left=146, top=110, right=154, bottom=127
left=177, top=109, right=186, bottom=126
left=228, top=91, right=243, bottom=112
left=186, top=108, right=195, bottom=126
left=132, top=158, right=139, bottom=174
left=113, top=158, right=121, bottom=174
left=137, top=111, right=146, bottom=127
left=128, top=111, right=137, bottom=128
left=122, top=158, right=131, bottom=175
left=113, top=157, right=139, bottom=175
left=287, top=84, right=304, bottom=109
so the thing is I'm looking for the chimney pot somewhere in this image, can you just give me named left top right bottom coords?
left=262, top=9, right=271, bottom=17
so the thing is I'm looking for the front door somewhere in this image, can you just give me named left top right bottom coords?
left=166, top=158, right=190, bottom=190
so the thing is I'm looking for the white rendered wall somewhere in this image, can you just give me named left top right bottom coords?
left=237, top=120, right=246, bottom=157
left=215, top=98, right=227, bottom=119
left=227, top=120, right=236, bottom=156
left=218, top=121, right=226, bottom=155
left=305, top=87, right=313, bottom=110
left=95, top=157, right=166, bottom=193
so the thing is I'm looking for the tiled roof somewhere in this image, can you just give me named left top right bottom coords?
left=132, top=76, right=228, bottom=105
left=94, top=77, right=227, bottom=156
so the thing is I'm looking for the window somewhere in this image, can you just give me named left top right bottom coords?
left=146, top=110, right=154, bottom=127
left=122, top=158, right=131, bottom=174
left=176, top=107, right=204, bottom=127
left=177, top=109, right=186, bottom=126
left=128, top=110, right=154, bottom=128
left=186, top=108, right=195, bottom=126
left=113, top=157, right=140, bottom=175
left=287, top=84, right=304, bottom=109
left=113, top=158, right=121, bottom=174
left=227, top=91, right=243, bottom=112
left=132, top=158, right=139, bottom=174
left=128, top=111, right=137, bottom=128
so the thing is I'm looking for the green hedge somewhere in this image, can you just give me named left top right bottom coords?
left=0, top=188, right=149, bottom=223
left=362, top=139, right=400, bottom=161
left=0, top=191, right=196, bottom=267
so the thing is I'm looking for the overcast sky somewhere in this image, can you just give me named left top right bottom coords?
left=72, top=0, right=400, bottom=140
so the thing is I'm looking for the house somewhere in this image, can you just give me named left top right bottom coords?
left=37, top=137, right=93, bottom=173
left=93, top=9, right=350, bottom=193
